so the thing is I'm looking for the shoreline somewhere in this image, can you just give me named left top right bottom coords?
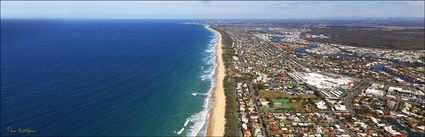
left=206, top=26, right=226, bottom=136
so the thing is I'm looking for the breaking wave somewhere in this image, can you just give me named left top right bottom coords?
left=183, top=25, right=218, bottom=136
left=175, top=117, right=190, bottom=135
left=191, top=92, right=208, bottom=96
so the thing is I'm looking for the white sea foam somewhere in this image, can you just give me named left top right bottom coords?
left=200, top=65, right=215, bottom=81
left=191, top=93, right=198, bottom=96
left=175, top=117, right=190, bottom=135
left=200, top=33, right=218, bottom=82
left=184, top=25, right=218, bottom=136
left=184, top=118, right=190, bottom=126
left=192, top=92, right=208, bottom=96
left=176, top=128, right=184, bottom=135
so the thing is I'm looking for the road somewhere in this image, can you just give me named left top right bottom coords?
left=343, top=79, right=370, bottom=115
left=248, top=84, right=268, bottom=136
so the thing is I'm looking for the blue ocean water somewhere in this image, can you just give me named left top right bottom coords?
left=1, top=20, right=216, bottom=136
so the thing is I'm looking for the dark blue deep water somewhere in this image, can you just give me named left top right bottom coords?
left=1, top=20, right=215, bottom=136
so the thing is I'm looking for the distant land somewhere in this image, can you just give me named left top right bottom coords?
left=303, top=19, right=425, bottom=50
left=211, top=18, right=425, bottom=50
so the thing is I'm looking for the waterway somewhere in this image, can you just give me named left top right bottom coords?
left=272, top=37, right=282, bottom=42
left=371, top=64, right=424, bottom=84
left=293, top=44, right=318, bottom=53
left=264, top=28, right=281, bottom=35
left=384, top=117, right=425, bottom=137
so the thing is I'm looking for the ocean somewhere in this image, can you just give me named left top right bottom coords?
left=1, top=20, right=216, bottom=136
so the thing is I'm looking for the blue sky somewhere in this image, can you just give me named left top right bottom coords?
left=1, top=1, right=424, bottom=19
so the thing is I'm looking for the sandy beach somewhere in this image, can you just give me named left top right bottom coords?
left=206, top=28, right=226, bottom=136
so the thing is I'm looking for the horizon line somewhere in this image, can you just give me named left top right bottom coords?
left=2, top=17, right=425, bottom=20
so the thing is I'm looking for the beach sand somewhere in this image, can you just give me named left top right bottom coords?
left=206, top=28, right=226, bottom=136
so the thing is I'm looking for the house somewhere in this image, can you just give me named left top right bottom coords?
left=259, top=99, right=270, bottom=106
left=243, top=129, right=251, bottom=137
left=388, top=87, right=403, bottom=92
left=305, top=90, right=315, bottom=94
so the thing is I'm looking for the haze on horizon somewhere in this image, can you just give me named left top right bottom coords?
left=1, top=1, right=424, bottom=19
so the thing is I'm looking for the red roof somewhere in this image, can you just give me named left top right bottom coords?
left=271, top=126, right=280, bottom=131
left=393, top=134, right=407, bottom=137
left=243, top=129, right=251, bottom=137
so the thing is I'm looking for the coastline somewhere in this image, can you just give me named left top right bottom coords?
left=206, top=26, right=226, bottom=136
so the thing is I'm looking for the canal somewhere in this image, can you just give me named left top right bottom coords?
left=371, top=64, right=424, bottom=84
left=293, top=44, right=318, bottom=53
left=384, top=117, right=425, bottom=137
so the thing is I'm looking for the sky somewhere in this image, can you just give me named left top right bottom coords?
left=1, top=1, right=424, bottom=19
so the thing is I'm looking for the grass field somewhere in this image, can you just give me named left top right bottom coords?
left=259, top=90, right=318, bottom=111
left=271, top=98, right=291, bottom=110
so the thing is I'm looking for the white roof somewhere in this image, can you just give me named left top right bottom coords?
left=301, top=72, right=353, bottom=89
